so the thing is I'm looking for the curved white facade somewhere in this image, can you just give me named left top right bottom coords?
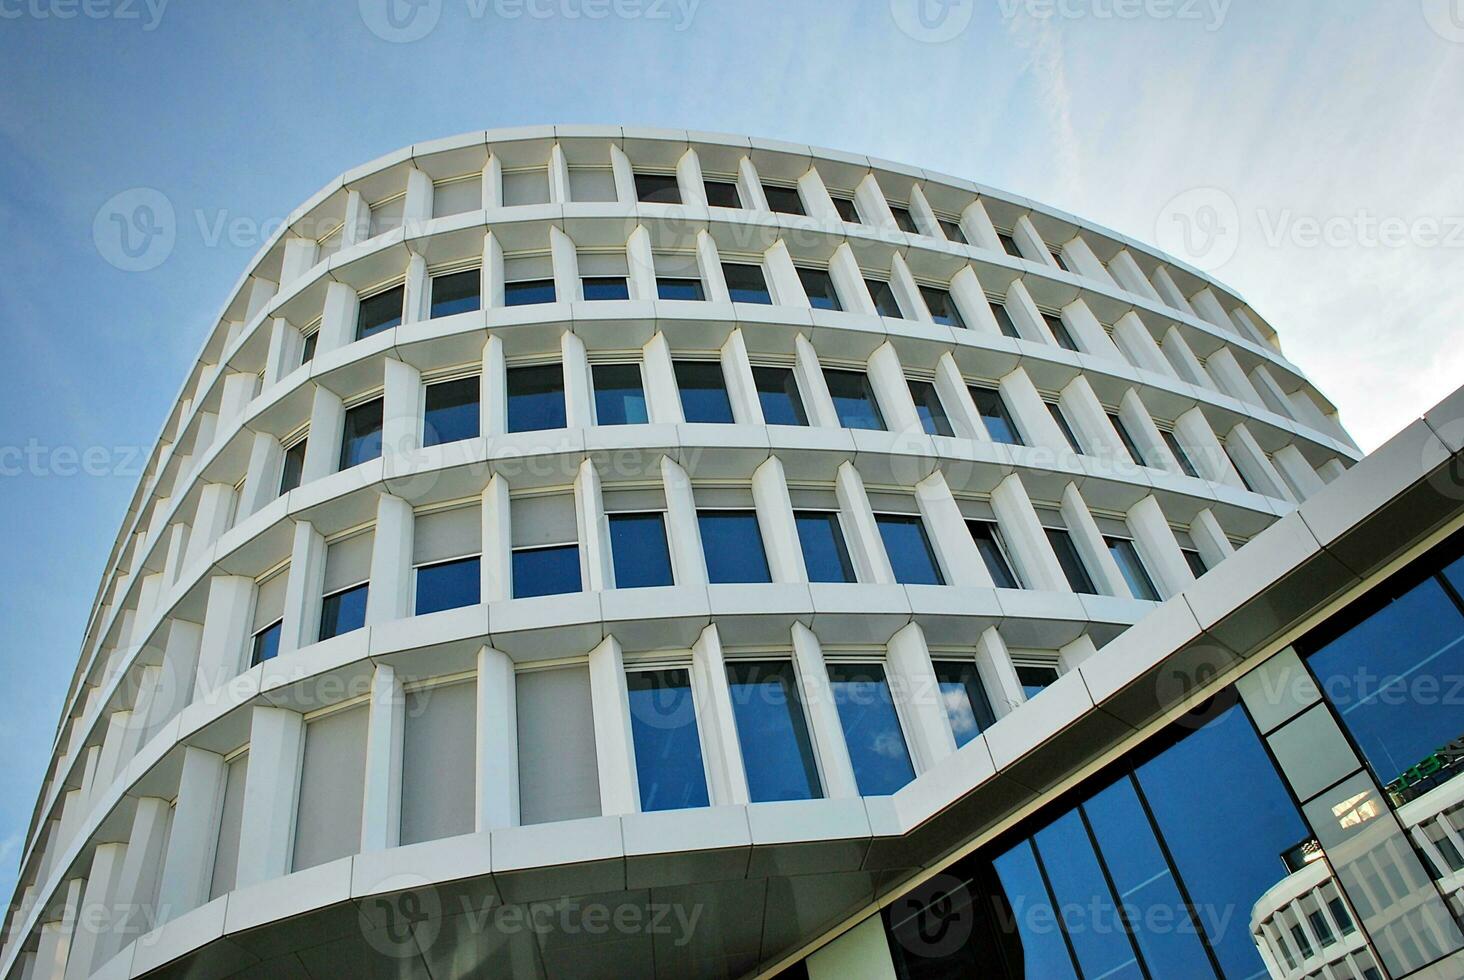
left=4, top=126, right=1362, bottom=980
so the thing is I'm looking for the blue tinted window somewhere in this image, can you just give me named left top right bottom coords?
left=864, top=278, right=903, bottom=318
left=1017, top=664, right=1059, bottom=700
left=656, top=277, right=704, bottom=301
left=339, top=399, right=383, bottom=470
left=279, top=440, right=306, bottom=496
left=798, top=268, right=842, bottom=311
left=319, top=583, right=368, bottom=641
left=512, top=545, right=580, bottom=599
left=753, top=366, right=807, bottom=425
left=506, top=364, right=565, bottom=433
left=970, top=387, right=1023, bottom=445
left=429, top=270, right=480, bottom=319
left=825, top=369, right=885, bottom=431
left=908, top=380, right=954, bottom=437
left=251, top=621, right=281, bottom=667
left=876, top=514, right=944, bottom=586
left=698, top=511, right=770, bottom=584
left=1033, top=808, right=1143, bottom=980
left=1136, top=704, right=1308, bottom=979
left=920, top=287, right=965, bottom=329
left=582, top=276, right=629, bottom=301
left=592, top=363, right=647, bottom=425
left=1107, top=537, right=1160, bottom=601
left=356, top=286, right=403, bottom=340
left=415, top=556, right=480, bottom=615
left=723, top=263, right=772, bottom=304
left=795, top=512, right=856, bottom=583
left=827, top=663, right=916, bottom=795
left=674, top=361, right=734, bottom=423
left=932, top=660, right=995, bottom=747
left=609, top=513, right=673, bottom=589
left=626, top=669, right=708, bottom=811
left=504, top=279, right=556, bottom=306
left=726, top=661, right=822, bottom=802
left=423, top=377, right=479, bottom=446
left=968, top=521, right=1020, bottom=589
left=1047, top=528, right=1097, bottom=595
left=991, top=841, right=1078, bottom=978
left=1306, top=575, right=1464, bottom=785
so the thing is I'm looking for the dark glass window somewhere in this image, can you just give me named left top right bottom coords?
left=864, top=278, right=903, bottom=318
left=933, top=660, right=995, bottom=747
left=423, top=377, right=479, bottom=447
left=1107, top=537, right=1160, bottom=600
left=1016, top=663, right=1060, bottom=699
left=762, top=184, right=804, bottom=215
left=339, top=399, right=383, bottom=470
left=830, top=195, right=860, bottom=223
left=300, top=331, right=318, bottom=366
left=512, top=544, right=580, bottom=599
left=990, top=302, right=1021, bottom=339
left=415, top=556, right=481, bottom=615
left=753, top=366, right=807, bottom=426
left=938, top=218, right=967, bottom=244
left=1309, top=909, right=1335, bottom=946
left=634, top=173, right=680, bottom=204
left=504, top=279, right=556, bottom=307
left=592, top=363, right=647, bottom=426
left=888, top=205, right=919, bottom=234
left=1109, top=412, right=1148, bottom=466
left=970, top=387, right=1023, bottom=445
left=1049, top=247, right=1071, bottom=272
left=279, top=440, right=307, bottom=496
left=1043, top=312, right=1080, bottom=351
left=698, top=510, right=771, bottom=584
left=798, top=268, right=842, bottom=311
left=581, top=276, right=629, bottom=301
left=1033, top=808, right=1144, bottom=979
left=656, top=276, right=704, bottom=301
left=825, top=369, right=886, bottom=431
left=1162, top=429, right=1200, bottom=478
left=726, top=661, right=822, bottom=802
left=1329, top=897, right=1356, bottom=934
left=921, top=287, right=965, bottom=328
left=626, top=669, right=709, bottom=811
left=876, top=514, right=944, bottom=586
left=997, top=231, right=1022, bottom=257
left=608, top=513, right=673, bottom=589
left=908, top=380, right=954, bottom=437
left=722, top=263, right=773, bottom=304
left=967, top=521, right=1021, bottom=589
left=251, top=621, right=282, bottom=667
left=1047, top=528, right=1098, bottom=594
left=827, top=663, right=916, bottom=795
left=795, top=511, right=856, bottom=583
left=674, top=361, right=734, bottom=423
left=1048, top=401, right=1083, bottom=454
left=703, top=180, right=741, bottom=208
left=1182, top=548, right=1208, bottom=578
left=506, top=364, right=566, bottom=433
left=319, top=583, right=368, bottom=641
left=429, top=270, right=481, bottom=319
left=356, top=286, right=403, bottom=340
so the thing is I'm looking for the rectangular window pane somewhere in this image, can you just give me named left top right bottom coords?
left=991, top=302, right=1021, bottom=339
left=517, top=667, right=601, bottom=825
left=582, top=276, right=629, bottom=301
left=592, top=363, right=648, bottom=425
left=1050, top=247, right=1070, bottom=272
left=825, top=369, right=886, bottom=431
left=998, top=232, right=1022, bottom=257
left=865, top=278, right=903, bottom=318
left=938, top=218, right=967, bottom=244
left=722, top=262, right=773, bottom=304
left=634, top=173, right=680, bottom=204
left=608, top=513, right=673, bottom=588
left=753, top=366, right=807, bottom=425
left=656, top=277, right=704, bottom=301
left=415, top=556, right=481, bottom=615
left=400, top=681, right=476, bottom=845
left=704, top=180, right=741, bottom=208
left=908, top=380, right=954, bottom=437
left=674, top=360, right=734, bottom=423
left=339, top=399, right=383, bottom=470
left=1048, top=402, right=1083, bottom=454
left=1047, top=528, right=1098, bottom=594
left=1183, top=549, right=1208, bottom=578
left=279, top=440, right=307, bottom=496
left=726, top=661, right=822, bottom=802
left=627, top=669, right=709, bottom=812
left=357, top=286, right=403, bottom=340
left=504, top=279, right=556, bottom=306
left=319, top=583, right=368, bottom=641
left=877, top=514, right=944, bottom=585
left=798, top=268, right=842, bottom=311
left=512, top=544, right=580, bottom=599
left=762, top=184, right=804, bottom=215
left=1109, top=413, right=1148, bottom=466
left=507, top=364, right=566, bottom=432
left=795, top=511, right=856, bottom=583
left=698, top=510, right=771, bottom=584
left=1043, top=312, right=1080, bottom=352
left=827, top=663, right=916, bottom=795
left=920, top=287, right=965, bottom=328
left=1107, top=537, right=1160, bottom=600
left=1032, top=808, right=1144, bottom=980
left=933, top=660, right=995, bottom=747
left=967, top=521, right=1021, bottom=588
left=251, top=621, right=282, bottom=667
left=831, top=196, right=860, bottom=223
left=991, top=841, right=1079, bottom=977
left=970, top=387, right=1023, bottom=445
left=300, top=331, right=317, bottom=366
left=430, top=270, right=481, bottom=319
left=1162, top=430, right=1200, bottom=478
left=889, top=205, right=919, bottom=234
left=1016, top=663, right=1059, bottom=700
left=423, top=377, right=479, bottom=446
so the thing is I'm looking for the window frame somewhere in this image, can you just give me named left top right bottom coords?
left=412, top=554, right=482, bottom=616
left=590, top=360, right=649, bottom=427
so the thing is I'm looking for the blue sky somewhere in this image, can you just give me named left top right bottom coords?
left=1, top=0, right=1462, bottom=903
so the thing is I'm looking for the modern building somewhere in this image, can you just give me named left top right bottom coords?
left=3, top=126, right=1458, bottom=980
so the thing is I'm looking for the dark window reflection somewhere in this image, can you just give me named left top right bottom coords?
left=725, top=661, right=821, bottom=802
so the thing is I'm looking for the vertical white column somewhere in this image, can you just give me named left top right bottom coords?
left=587, top=635, right=638, bottom=815
left=575, top=459, right=612, bottom=592
left=975, top=626, right=1025, bottom=717
left=797, top=165, right=839, bottom=223
left=107, top=796, right=170, bottom=960
left=1059, top=483, right=1129, bottom=597
left=1059, top=300, right=1122, bottom=359
left=1000, top=367, right=1068, bottom=450
left=791, top=622, right=858, bottom=799
left=959, top=199, right=1002, bottom=252
left=1151, top=267, right=1197, bottom=315
left=32, top=878, right=82, bottom=980
left=695, top=230, right=731, bottom=303
left=1013, top=216, right=1051, bottom=264
left=1273, top=445, right=1325, bottom=499
left=660, top=456, right=706, bottom=587
left=476, top=646, right=519, bottom=829
left=402, top=253, right=429, bottom=325
left=888, top=253, right=931, bottom=323
left=242, top=277, right=277, bottom=324
left=366, top=493, right=414, bottom=625
left=885, top=622, right=955, bottom=772
left=689, top=624, right=749, bottom=806
left=853, top=173, right=896, bottom=230
left=90, top=711, right=131, bottom=804
left=162, top=523, right=190, bottom=587
left=561, top=331, right=594, bottom=429
left=482, top=154, right=503, bottom=209
left=280, top=237, right=318, bottom=289
left=239, top=431, right=285, bottom=519
left=1107, top=250, right=1160, bottom=301
left=1124, top=496, right=1193, bottom=598
left=280, top=520, right=327, bottom=654
left=1175, top=408, right=1244, bottom=488
left=865, top=342, right=922, bottom=434
left=1058, top=377, right=1124, bottom=459
left=915, top=470, right=992, bottom=588
left=1188, top=508, right=1235, bottom=572
left=546, top=143, right=571, bottom=205
left=1002, top=280, right=1057, bottom=344
left=990, top=475, right=1067, bottom=592
left=1061, top=236, right=1119, bottom=287
left=234, top=706, right=305, bottom=889
left=1207, top=347, right=1265, bottom=406
left=403, top=167, right=433, bottom=233
left=608, top=144, right=635, bottom=204
left=63, top=843, right=125, bottom=980
left=550, top=225, right=582, bottom=303
left=184, top=483, right=239, bottom=569
left=301, top=386, right=345, bottom=483
left=481, top=334, right=506, bottom=437
left=1059, top=635, right=1100, bottom=673
left=625, top=225, right=658, bottom=302
left=217, top=372, right=259, bottom=432
left=316, top=281, right=360, bottom=354
left=949, top=267, right=1000, bottom=336
left=1225, top=423, right=1293, bottom=501
left=933, top=353, right=984, bottom=441
left=360, top=664, right=404, bottom=853
left=735, top=156, right=769, bottom=212
left=482, top=230, right=505, bottom=308
left=482, top=474, right=512, bottom=602
left=159, top=620, right=202, bottom=719
left=828, top=243, right=876, bottom=316
left=157, top=746, right=226, bottom=921
left=382, top=357, right=423, bottom=466
left=751, top=456, right=805, bottom=584
left=835, top=461, right=895, bottom=585
left=762, top=240, right=806, bottom=308
left=907, top=185, right=941, bottom=238
left=1119, top=390, right=1177, bottom=472
left=674, top=147, right=707, bottom=207
left=793, top=333, right=839, bottom=428
left=194, top=575, right=255, bottom=699
left=1161, top=327, right=1214, bottom=387
left=720, top=328, right=763, bottom=425
left=640, top=332, right=684, bottom=425
left=1189, top=287, right=1235, bottom=331
left=1249, top=364, right=1298, bottom=419
left=1112, top=313, right=1173, bottom=377
left=341, top=190, right=370, bottom=246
